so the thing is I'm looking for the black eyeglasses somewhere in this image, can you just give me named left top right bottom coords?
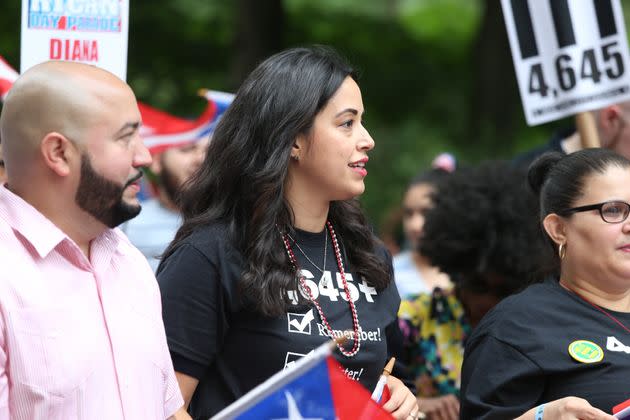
left=558, top=200, right=630, bottom=224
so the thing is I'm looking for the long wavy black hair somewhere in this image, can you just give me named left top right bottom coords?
left=164, top=46, right=391, bottom=316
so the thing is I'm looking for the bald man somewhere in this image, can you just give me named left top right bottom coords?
left=0, top=62, right=187, bottom=419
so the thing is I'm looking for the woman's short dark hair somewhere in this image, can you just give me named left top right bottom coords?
left=163, top=46, right=391, bottom=316
left=528, top=148, right=630, bottom=220
left=420, top=161, right=553, bottom=297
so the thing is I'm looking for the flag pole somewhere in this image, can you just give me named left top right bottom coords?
left=575, top=111, right=600, bottom=148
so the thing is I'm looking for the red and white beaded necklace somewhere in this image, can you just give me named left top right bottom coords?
left=281, top=221, right=361, bottom=357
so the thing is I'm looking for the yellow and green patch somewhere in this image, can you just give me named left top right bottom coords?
left=568, top=340, right=604, bottom=364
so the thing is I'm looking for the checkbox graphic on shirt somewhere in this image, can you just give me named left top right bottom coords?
left=287, top=309, right=314, bottom=335
left=283, top=350, right=313, bottom=369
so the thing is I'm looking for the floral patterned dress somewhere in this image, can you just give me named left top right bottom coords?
left=398, top=287, right=470, bottom=397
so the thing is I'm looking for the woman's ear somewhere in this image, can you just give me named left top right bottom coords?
left=40, top=132, right=75, bottom=177
left=292, top=133, right=306, bottom=161
left=542, top=213, right=567, bottom=246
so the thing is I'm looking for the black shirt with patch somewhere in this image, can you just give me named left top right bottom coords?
left=157, top=222, right=401, bottom=419
left=460, top=279, right=630, bottom=419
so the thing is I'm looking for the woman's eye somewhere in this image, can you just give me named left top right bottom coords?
left=340, top=120, right=354, bottom=128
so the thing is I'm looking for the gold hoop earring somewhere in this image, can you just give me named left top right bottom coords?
left=558, top=243, right=566, bottom=260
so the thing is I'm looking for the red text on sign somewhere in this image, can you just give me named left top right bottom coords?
left=49, top=39, right=99, bottom=62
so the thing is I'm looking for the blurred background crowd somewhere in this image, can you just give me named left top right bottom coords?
left=6, top=0, right=628, bottom=233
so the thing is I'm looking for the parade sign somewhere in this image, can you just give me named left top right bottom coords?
left=21, top=0, right=130, bottom=80
left=501, top=0, right=630, bottom=125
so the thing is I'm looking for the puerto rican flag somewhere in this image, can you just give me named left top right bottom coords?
left=211, top=341, right=393, bottom=420
left=614, top=398, right=630, bottom=419
left=140, top=89, right=234, bottom=155
left=0, top=55, right=233, bottom=153
left=0, top=56, right=19, bottom=101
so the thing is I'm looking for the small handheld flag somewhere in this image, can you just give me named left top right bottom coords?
left=614, top=398, right=630, bottom=419
left=210, top=339, right=393, bottom=420
left=0, top=55, right=19, bottom=101
left=371, top=357, right=394, bottom=403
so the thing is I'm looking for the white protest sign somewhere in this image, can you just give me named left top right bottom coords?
left=501, top=0, right=630, bottom=125
left=20, top=0, right=130, bottom=81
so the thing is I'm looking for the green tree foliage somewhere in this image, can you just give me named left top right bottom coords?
left=2, top=0, right=629, bottom=231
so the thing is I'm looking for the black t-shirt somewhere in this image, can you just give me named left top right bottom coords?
left=460, top=279, right=630, bottom=419
left=157, top=222, right=401, bottom=419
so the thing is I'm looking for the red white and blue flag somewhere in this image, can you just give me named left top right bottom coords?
left=614, top=398, right=630, bottom=419
left=211, top=341, right=393, bottom=420
left=140, top=89, right=234, bottom=155
left=0, top=54, right=233, bottom=153
left=0, top=56, right=19, bottom=101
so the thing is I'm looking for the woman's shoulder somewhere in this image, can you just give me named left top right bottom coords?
left=184, top=220, right=230, bottom=243
left=158, top=221, right=245, bottom=292
left=175, top=221, right=243, bottom=263
left=469, top=280, right=563, bottom=343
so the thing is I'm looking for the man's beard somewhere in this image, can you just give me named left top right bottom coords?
left=75, top=153, right=143, bottom=228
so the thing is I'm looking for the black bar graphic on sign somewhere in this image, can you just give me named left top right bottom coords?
left=550, top=0, right=576, bottom=48
left=510, top=0, right=538, bottom=59
left=594, top=0, right=617, bottom=38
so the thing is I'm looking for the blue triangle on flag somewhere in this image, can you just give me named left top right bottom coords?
left=235, top=359, right=336, bottom=420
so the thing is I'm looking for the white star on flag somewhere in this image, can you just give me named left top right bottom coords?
left=271, top=391, right=326, bottom=420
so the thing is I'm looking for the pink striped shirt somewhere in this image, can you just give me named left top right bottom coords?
left=0, top=185, right=184, bottom=419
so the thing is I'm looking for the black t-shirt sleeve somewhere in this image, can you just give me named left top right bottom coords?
left=460, top=335, right=544, bottom=420
left=157, top=243, right=227, bottom=380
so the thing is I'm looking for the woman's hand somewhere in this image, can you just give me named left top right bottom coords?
left=417, top=395, right=459, bottom=420
left=515, top=397, right=616, bottom=420
left=382, top=375, right=420, bottom=420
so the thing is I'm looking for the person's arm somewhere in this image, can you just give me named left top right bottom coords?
left=168, top=407, right=193, bottom=420
left=382, top=375, right=420, bottom=420
left=513, top=397, right=615, bottom=420
left=175, top=372, right=199, bottom=410
left=158, top=242, right=227, bottom=415
left=460, top=335, right=543, bottom=419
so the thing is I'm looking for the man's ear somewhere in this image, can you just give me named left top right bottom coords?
left=542, top=213, right=567, bottom=246
left=598, top=105, right=624, bottom=143
left=40, top=132, right=76, bottom=177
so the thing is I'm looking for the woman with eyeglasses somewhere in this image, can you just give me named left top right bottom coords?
left=460, top=149, right=630, bottom=420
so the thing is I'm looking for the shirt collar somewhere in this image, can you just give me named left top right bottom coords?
left=0, top=185, right=121, bottom=259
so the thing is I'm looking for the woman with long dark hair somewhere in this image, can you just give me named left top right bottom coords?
left=157, top=46, right=418, bottom=419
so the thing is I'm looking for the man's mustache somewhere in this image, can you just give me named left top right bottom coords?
left=124, top=171, right=143, bottom=188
